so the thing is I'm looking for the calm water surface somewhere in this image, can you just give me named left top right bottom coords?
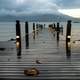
left=0, top=22, right=80, bottom=41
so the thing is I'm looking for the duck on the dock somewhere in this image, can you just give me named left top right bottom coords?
left=36, top=60, right=42, bottom=64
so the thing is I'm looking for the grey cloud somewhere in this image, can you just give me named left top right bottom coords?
left=55, top=0, right=80, bottom=9
left=0, top=0, right=60, bottom=16
left=0, top=0, right=80, bottom=16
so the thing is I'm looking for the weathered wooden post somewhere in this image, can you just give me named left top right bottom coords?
left=66, top=20, right=71, bottom=43
left=36, top=24, right=39, bottom=35
left=44, top=24, right=45, bottom=29
left=66, top=20, right=72, bottom=58
left=16, top=20, right=21, bottom=57
left=54, top=23, right=56, bottom=31
left=41, top=24, right=43, bottom=30
left=25, top=22, right=29, bottom=49
left=33, top=23, right=35, bottom=39
left=61, top=25, right=63, bottom=35
left=57, top=23, right=60, bottom=41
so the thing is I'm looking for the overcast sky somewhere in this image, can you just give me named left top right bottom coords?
left=0, top=0, right=80, bottom=18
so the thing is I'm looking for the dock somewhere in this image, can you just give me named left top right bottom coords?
left=0, top=22, right=80, bottom=80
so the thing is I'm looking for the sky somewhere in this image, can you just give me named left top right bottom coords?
left=0, top=0, right=80, bottom=18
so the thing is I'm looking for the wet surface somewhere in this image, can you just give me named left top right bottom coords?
left=0, top=28, right=80, bottom=80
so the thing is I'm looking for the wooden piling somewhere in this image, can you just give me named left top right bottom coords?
left=57, top=23, right=60, bottom=41
left=16, top=20, right=21, bottom=56
left=60, top=25, right=63, bottom=35
left=66, top=20, right=71, bottom=43
left=57, top=23, right=60, bottom=32
left=53, top=24, right=56, bottom=31
left=36, top=24, right=39, bottom=35
left=25, top=22, right=29, bottom=48
left=66, top=20, right=72, bottom=58
left=33, top=23, right=35, bottom=39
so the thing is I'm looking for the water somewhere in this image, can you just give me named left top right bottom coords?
left=0, top=22, right=33, bottom=41
left=72, top=23, right=80, bottom=41
left=0, top=22, right=80, bottom=41
left=0, top=22, right=55, bottom=41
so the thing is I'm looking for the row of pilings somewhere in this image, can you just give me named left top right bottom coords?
left=16, top=20, right=71, bottom=59
left=48, top=20, right=71, bottom=59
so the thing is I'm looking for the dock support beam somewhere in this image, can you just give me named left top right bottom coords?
left=16, top=20, right=21, bottom=57
left=57, top=23, right=60, bottom=41
left=53, top=23, right=56, bottom=30
left=25, top=22, right=29, bottom=49
left=33, top=23, right=35, bottom=39
left=66, top=20, right=72, bottom=59
left=36, top=24, right=39, bottom=35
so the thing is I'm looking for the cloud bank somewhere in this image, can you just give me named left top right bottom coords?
left=0, top=0, right=80, bottom=17
left=0, top=0, right=59, bottom=16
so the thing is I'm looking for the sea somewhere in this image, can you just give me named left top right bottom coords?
left=0, top=22, right=80, bottom=41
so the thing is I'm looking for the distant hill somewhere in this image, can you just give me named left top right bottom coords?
left=0, top=13, right=78, bottom=22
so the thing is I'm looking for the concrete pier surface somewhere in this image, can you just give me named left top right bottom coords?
left=0, top=28, right=80, bottom=80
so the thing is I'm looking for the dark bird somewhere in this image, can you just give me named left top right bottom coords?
left=36, top=60, right=41, bottom=64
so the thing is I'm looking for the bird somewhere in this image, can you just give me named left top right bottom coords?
left=36, top=60, right=41, bottom=64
